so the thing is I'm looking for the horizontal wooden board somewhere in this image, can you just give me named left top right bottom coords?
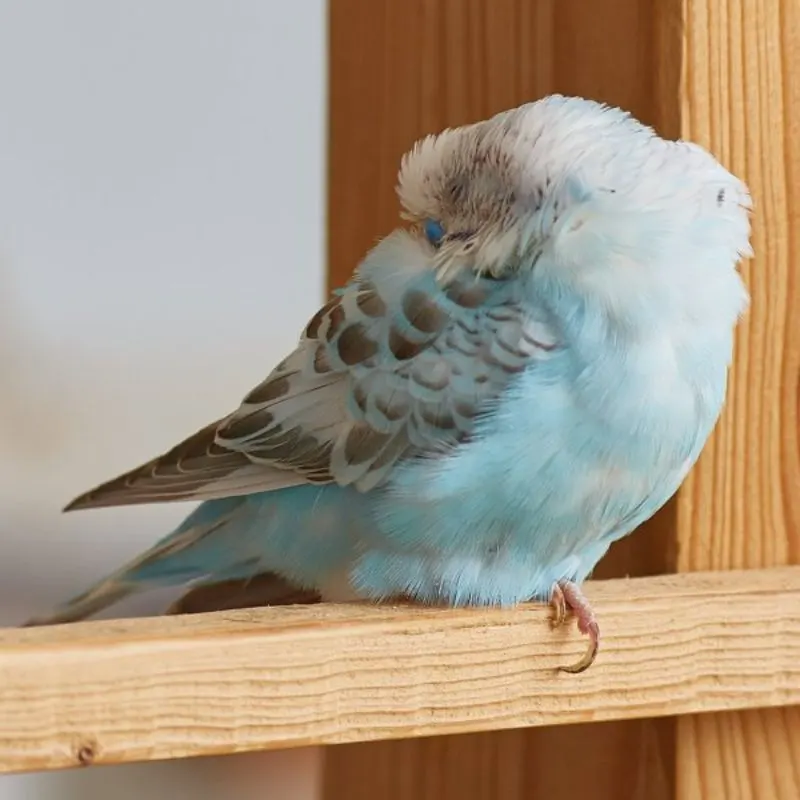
left=0, top=566, right=797, bottom=774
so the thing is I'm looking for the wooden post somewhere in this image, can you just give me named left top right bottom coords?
left=325, top=1, right=683, bottom=797
left=674, top=1, right=800, bottom=798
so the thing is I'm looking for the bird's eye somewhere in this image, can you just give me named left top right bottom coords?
left=423, top=219, right=445, bottom=248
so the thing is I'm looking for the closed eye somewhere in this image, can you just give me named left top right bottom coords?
left=423, top=219, right=445, bottom=248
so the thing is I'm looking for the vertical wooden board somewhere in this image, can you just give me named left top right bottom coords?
left=324, top=722, right=674, bottom=800
left=323, top=731, right=529, bottom=800
left=676, top=0, right=800, bottom=798
left=325, top=1, right=682, bottom=799
left=327, top=0, right=681, bottom=291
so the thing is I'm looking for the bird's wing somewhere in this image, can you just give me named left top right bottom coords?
left=64, top=420, right=303, bottom=510
left=66, top=234, right=557, bottom=511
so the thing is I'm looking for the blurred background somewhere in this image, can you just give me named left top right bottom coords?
left=0, top=1, right=325, bottom=798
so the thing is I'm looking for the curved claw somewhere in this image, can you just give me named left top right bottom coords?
left=558, top=619, right=599, bottom=673
left=550, top=580, right=601, bottom=674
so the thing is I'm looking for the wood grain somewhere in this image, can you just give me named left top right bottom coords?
left=675, top=0, right=800, bottom=798
left=325, top=1, right=682, bottom=797
left=327, top=0, right=680, bottom=292
left=325, top=721, right=674, bottom=800
left=0, top=567, right=798, bottom=776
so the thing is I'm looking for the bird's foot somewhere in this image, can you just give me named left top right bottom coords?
left=549, top=582, right=568, bottom=628
left=549, top=580, right=599, bottom=674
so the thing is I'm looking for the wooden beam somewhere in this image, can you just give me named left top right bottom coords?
left=674, top=0, right=800, bottom=797
left=0, top=566, right=798, bottom=775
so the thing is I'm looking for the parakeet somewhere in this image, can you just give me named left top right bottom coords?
left=25, top=95, right=752, bottom=673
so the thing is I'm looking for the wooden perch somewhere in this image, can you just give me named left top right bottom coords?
left=0, top=565, right=798, bottom=775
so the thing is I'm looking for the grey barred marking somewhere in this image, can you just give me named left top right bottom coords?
left=446, top=282, right=487, bottom=308
left=220, top=409, right=275, bottom=442
left=305, top=297, right=339, bottom=339
left=389, top=328, right=427, bottom=360
left=356, top=286, right=387, bottom=317
left=402, top=289, right=448, bottom=333
left=338, top=323, right=379, bottom=365
left=244, top=375, right=291, bottom=405
left=66, top=264, right=558, bottom=509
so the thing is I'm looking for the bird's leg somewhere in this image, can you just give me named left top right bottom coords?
left=549, top=579, right=599, bottom=674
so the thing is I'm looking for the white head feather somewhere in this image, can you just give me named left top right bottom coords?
left=396, top=94, right=751, bottom=333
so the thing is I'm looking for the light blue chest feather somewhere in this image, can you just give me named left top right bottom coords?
left=347, top=295, right=732, bottom=606
left=352, top=363, right=720, bottom=604
left=150, top=291, right=733, bottom=609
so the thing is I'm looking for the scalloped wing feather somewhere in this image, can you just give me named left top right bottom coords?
left=64, top=421, right=309, bottom=510
left=217, top=233, right=557, bottom=491
left=66, top=233, right=557, bottom=511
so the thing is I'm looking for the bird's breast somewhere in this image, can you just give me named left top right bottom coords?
left=378, top=328, right=728, bottom=561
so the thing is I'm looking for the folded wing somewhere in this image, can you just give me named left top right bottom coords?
left=67, top=233, right=557, bottom=511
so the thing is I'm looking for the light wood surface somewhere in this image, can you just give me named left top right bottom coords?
left=674, top=1, right=800, bottom=798
left=0, top=567, right=798, bottom=775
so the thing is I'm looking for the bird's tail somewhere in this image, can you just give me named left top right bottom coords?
left=23, top=497, right=260, bottom=627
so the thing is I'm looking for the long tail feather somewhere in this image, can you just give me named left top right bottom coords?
left=23, top=499, right=247, bottom=626
left=22, top=580, right=140, bottom=627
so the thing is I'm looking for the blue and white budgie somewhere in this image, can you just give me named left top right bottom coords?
left=26, top=95, right=752, bottom=673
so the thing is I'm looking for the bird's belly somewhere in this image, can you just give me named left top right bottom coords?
left=352, top=371, right=706, bottom=607
left=354, top=452, right=681, bottom=606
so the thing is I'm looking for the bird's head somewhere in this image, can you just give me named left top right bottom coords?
left=396, top=94, right=752, bottom=327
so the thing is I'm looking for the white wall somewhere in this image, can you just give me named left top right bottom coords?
left=0, top=2, right=326, bottom=797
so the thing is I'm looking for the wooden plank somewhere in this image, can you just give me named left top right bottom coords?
left=325, top=1, right=682, bottom=797
left=327, top=0, right=680, bottom=293
left=0, top=567, right=798, bottom=775
left=325, top=722, right=675, bottom=800
left=675, top=1, right=800, bottom=798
